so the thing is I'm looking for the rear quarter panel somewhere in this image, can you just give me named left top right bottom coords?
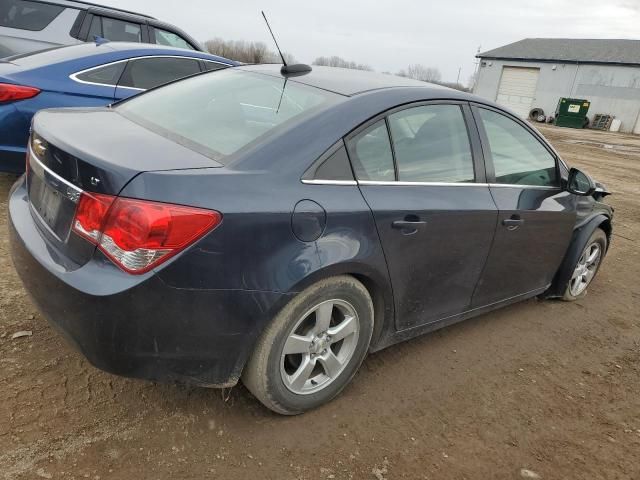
left=120, top=168, right=393, bottom=350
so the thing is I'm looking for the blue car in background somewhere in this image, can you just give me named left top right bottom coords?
left=0, top=41, right=237, bottom=172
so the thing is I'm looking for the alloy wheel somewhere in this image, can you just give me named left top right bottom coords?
left=280, top=299, right=360, bottom=395
left=569, top=242, right=602, bottom=296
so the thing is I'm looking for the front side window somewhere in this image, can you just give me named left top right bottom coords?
left=479, top=108, right=558, bottom=187
left=154, top=28, right=194, bottom=50
left=88, top=16, right=142, bottom=42
left=118, top=57, right=201, bottom=90
left=0, top=0, right=64, bottom=31
left=347, top=120, right=395, bottom=181
left=388, top=104, right=474, bottom=183
left=117, top=69, right=341, bottom=161
left=75, top=62, right=126, bottom=86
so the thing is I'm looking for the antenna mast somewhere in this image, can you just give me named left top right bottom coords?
left=261, top=11, right=287, bottom=67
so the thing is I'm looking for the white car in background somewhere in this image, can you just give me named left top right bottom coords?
left=0, top=0, right=203, bottom=58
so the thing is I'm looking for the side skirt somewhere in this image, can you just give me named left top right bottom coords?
left=370, top=286, right=548, bottom=352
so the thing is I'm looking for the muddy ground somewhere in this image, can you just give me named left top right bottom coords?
left=0, top=125, right=638, bottom=480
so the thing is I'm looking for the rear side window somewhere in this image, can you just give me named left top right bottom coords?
left=87, top=15, right=142, bottom=42
left=75, top=62, right=126, bottom=87
left=478, top=108, right=558, bottom=187
left=388, top=104, right=474, bottom=183
left=203, top=61, right=227, bottom=71
left=118, top=57, right=201, bottom=90
left=153, top=28, right=194, bottom=50
left=0, top=0, right=64, bottom=31
left=304, top=142, right=354, bottom=182
left=347, top=120, right=395, bottom=181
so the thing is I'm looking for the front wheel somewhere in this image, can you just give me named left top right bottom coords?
left=562, top=228, right=607, bottom=301
left=242, top=276, right=374, bottom=415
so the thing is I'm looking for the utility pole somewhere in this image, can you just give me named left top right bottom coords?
left=456, top=67, right=462, bottom=85
left=471, top=44, right=481, bottom=91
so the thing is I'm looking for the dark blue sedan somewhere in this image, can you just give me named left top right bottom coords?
left=8, top=64, right=613, bottom=414
left=0, top=41, right=236, bottom=173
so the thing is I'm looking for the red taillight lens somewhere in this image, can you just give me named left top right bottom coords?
left=0, top=83, right=40, bottom=103
left=72, top=193, right=222, bottom=274
left=73, top=192, right=116, bottom=243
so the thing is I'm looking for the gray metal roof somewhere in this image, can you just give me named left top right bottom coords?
left=241, top=64, right=444, bottom=96
left=478, top=38, right=640, bottom=65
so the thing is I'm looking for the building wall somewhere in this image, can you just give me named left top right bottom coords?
left=473, top=59, right=640, bottom=133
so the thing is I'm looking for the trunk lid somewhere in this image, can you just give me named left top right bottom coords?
left=27, top=108, right=222, bottom=269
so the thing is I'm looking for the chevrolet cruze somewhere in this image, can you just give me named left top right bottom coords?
left=9, top=64, right=613, bottom=414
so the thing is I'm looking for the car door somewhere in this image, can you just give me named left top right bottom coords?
left=114, top=56, right=202, bottom=99
left=470, top=104, right=576, bottom=307
left=347, top=102, right=498, bottom=329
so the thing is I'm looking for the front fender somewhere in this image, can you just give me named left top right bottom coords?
left=544, top=213, right=611, bottom=298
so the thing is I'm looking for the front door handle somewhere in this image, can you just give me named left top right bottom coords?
left=392, top=219, right=427, bottom=235
left=502, top=215, right=525, bottom=230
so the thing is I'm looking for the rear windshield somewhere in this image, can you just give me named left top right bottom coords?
left=116, top=69, right=343, bottom=161
left=0, top=0, right=64, bottom=31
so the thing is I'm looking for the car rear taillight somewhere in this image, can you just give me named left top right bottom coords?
left=73, top=193, right=116, bottom=243
left=0, top=83, right=40, bottom=103
left=72, top=193, right=222, bottom=274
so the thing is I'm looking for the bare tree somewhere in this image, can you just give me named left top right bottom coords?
left=312, top=56, right=372, bottom=71
left=205, top=37, right=295, bottom=64
left=397, top=64, right=442, bottom=83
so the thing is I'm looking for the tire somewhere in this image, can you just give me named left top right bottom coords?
left=242, top=276, right=374, bottom=415
left=562, top=228, right=607, bottom=301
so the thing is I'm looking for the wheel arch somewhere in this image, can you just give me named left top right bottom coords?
left=285, top=262, right=394, bottom=352
left=596, top=217, right=612, bottom=251
left=543, top=213, right=611, bottom=298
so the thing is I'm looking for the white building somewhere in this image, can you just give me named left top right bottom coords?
left=473, top=38, right=640, bottom=134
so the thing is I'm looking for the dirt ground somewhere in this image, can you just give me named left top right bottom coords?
left=0, top=124, right=638, bottom=480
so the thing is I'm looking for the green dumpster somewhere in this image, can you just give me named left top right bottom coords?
left=554, top=98, right=590, bottom=128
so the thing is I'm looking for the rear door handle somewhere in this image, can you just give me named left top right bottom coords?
left=502, top=216, right=525, bottom=230
left=392, top=219, right=427, bottom=235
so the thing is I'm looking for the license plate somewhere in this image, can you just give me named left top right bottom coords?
left=37, top=184, right=63, bottom=227
left=30, top=173, right=64, bottom=231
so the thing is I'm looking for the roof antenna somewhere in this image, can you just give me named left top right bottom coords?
left=261, top=11, right=312, bottom=76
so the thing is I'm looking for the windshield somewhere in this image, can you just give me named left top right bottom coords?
left=116, top=69, right=343, bottom=161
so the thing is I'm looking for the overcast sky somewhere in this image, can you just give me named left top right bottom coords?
left=104, top=0, right=640, bottom=83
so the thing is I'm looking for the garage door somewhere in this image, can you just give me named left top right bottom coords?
left=495, top=67, right=540, bottom=118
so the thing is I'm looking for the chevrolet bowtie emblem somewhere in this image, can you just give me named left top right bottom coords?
left=33, top=138, right=47, bottom=157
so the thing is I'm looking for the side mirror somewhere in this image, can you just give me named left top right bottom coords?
left=567, top=167, right=596, bottom=196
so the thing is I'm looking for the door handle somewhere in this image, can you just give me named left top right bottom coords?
left=502, top=216, right=524, bottom=230
left=392, top=219, right=427, bottom=235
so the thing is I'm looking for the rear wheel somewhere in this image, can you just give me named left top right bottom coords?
left=242, top=276, right=374, bottom=415
left=562, top=228, right=607, bottom=301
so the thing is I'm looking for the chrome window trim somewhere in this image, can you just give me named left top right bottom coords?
left=69, top=55, right=231, bottom=90
left=355, top=180, right=561, bottom=190
left=301, top=179, right=358, bottom=186
left=202, top=59, right=230, bottom=67
left=358, top=180, right=489, bottom=187
left=70, top=58, right=129, bottom=89
left=488, top=183, right=561, bottom=190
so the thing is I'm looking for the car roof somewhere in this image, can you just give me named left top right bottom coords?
left=240, top=64, right=451, bottom=97
left=46, top=0, right=155, bottom=19
left=5, top=42, right=236, bottom=69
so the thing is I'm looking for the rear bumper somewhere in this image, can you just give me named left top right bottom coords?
left=8, top=177, right=291, bottom=387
